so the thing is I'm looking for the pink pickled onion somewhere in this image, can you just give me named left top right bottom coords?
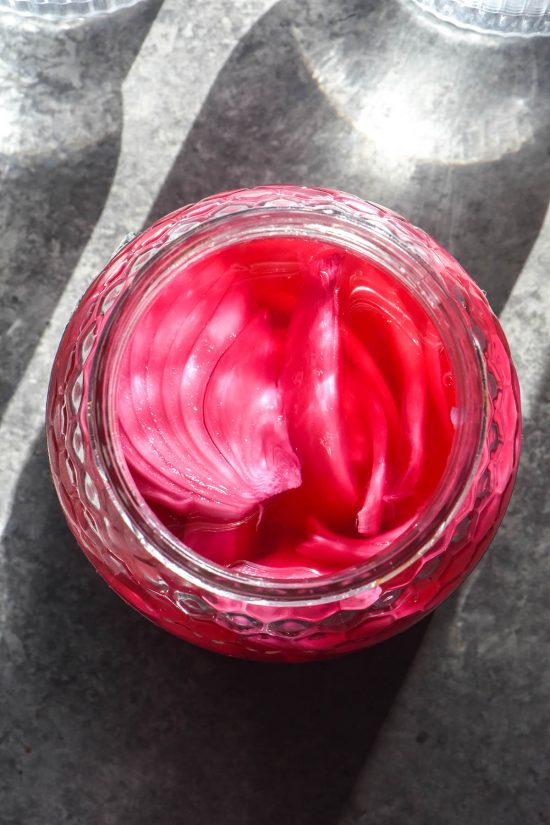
left=116, top=237, right=457, bottom=573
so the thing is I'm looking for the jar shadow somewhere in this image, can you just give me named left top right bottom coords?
left=146, top=0, right=550, bottom=315
left=0, top=0, right=162, bottom=418
left=339, top=357, right=550, bottom=825
left=2, top=434, right=428, bottom=825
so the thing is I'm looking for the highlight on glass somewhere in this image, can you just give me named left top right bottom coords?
left=411, top=0, right=550, bottom=36
left=46, top=186, right=521, bottom=662
left=0, top=0, right=145, bottom=19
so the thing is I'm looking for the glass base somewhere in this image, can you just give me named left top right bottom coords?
left=411, top=0, right=550, bottom=36
left=0, top=0, right=145, bottom=19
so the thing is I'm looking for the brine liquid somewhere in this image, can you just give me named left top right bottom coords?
left=116, top=237, right=457, bottom=577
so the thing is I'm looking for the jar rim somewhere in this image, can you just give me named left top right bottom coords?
left=88, top=187, right=487, bottom=606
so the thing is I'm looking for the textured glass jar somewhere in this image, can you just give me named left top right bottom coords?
left=0, top=0, right=145, bottom=19
left=46, top=186, right=521, bottom=662
left=410, top=0, right=550, bottom=36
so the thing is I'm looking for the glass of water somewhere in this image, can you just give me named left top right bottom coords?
left=410, top=0, right=550, bottom=35
left=0, top=0, right=145, bottom=19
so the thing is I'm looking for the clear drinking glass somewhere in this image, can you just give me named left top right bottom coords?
left=0, top=0, right=145, bottom=19
left=411, top=0, right=550, bottom=35
left=46, top=186, right=521, bottom=662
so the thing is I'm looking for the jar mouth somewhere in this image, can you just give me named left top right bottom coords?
left=89, top=197, right=487, bottom=606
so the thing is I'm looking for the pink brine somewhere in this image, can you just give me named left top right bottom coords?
left=46, top=187, right=521, bottom=661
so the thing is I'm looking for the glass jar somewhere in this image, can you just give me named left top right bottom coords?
left=0, top=0, right=146, bottom=19
left=410, top=0, right=550, bottom=36
left=46, top=186, right=521, bottom=662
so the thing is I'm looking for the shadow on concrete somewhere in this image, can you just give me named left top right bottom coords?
left=0, top=0, right=162, bottom=416
left=2, top=434, right=428, bottom=825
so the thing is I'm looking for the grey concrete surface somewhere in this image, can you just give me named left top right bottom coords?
left=0, top=1, right=548, bottom=824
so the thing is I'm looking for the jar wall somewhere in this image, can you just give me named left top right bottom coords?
left=46, top=187, right=521, bottom=662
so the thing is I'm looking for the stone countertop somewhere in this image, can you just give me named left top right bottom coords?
left=0, top=1, right=548, bottom=823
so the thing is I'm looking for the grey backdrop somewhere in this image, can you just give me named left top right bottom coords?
left=0, top=2, right=549, bottom=824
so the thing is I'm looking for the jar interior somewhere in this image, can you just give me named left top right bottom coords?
left=90, top=208, right=486, bottom=603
